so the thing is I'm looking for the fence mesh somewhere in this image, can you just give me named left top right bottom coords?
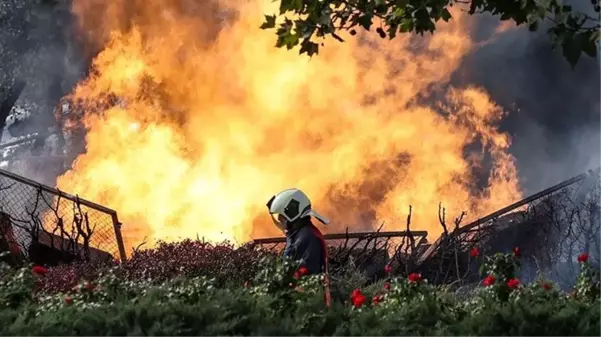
left=416, top=168, right=600, bottom=286
left=0, top=168, right=126, bottom=265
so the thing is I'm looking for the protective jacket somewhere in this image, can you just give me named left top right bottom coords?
left=283, top=218, right=327, bottom=275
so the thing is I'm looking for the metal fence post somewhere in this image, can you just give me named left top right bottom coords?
left=110, top=213, right=127, bottom=262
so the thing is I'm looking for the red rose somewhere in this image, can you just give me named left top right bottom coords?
left=372, top=295, right=383, bottom=305
left=408, top=272, right=422, bottom=283
left=507, top=278, right=520, bottom=289
left=64, top=297, right=73, bottom=305
left=294, top=266, right=309, bottom=279
left=384, top=264, right=392, bottom=274
left=384, top=282, right=391, bottom=291
left=577, top=252, right=589, bottom=263
left=32, top=266, right=47, bottom=276
left=470, top=247, right=480, bottom=258
left=351, top=289, right=366, bottom=308
left=513, top=247, right=520, bottom=258
left=483, top=275, right=496, bottom=286
left=542, top=283, right=552, bottom=291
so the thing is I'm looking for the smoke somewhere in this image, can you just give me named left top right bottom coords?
left=0, top=0, right=88, bottom=186
left=451, top=10, right=600, bottom=285
left=451, top=12, right=600, bottom=195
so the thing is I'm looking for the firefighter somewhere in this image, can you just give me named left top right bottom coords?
left=266, top=188, right=330, bottom=274
left=266, top=188, right=332, bottom=305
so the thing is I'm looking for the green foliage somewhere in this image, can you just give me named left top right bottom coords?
left=261, top=0, right=600, bottom=67
left=574, top=260, right=601, bottom=300
left=0, top=252, right=599, bottom=335
left=0, top=255, right=36, bottom=309
left=328, top=258, right=370, bottom=301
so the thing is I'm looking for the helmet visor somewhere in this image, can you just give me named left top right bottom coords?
left=270, top=213, right=288, bottom=232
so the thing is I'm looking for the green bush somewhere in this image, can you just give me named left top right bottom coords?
left=0, top=250, right=599, bottom=336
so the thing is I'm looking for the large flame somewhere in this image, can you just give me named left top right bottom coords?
left=56, top=0, right=522, bottom=252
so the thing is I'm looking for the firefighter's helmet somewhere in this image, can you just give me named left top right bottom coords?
left=266, top=188, right=329, bottom=232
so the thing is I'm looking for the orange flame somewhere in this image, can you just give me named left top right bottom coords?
left=56, top=0, right=522, bottom=252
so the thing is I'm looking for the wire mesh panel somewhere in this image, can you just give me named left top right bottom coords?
left=417, top=168, right=601, bottom=286
left=0, top=168, right=126, bottom=265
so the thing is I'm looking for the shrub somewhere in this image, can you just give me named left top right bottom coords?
left=36, top=240, right=276, bottom=294
left=118, top=240, right=273, bottom=285
left=36, top=260, right=112, bottom=294
left=0, top=247, right=598, bottom=335
left=0, top=255, right=36, bottom=309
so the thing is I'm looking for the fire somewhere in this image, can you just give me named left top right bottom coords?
left=56, top=0, right=522, bottom=252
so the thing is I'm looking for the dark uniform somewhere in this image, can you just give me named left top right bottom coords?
left=283, top=217, right=328, bottom=275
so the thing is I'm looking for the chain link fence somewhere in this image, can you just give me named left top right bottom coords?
left=416, top=167, right=601, bottom=287
left=0, top=167, right=126, bottom=266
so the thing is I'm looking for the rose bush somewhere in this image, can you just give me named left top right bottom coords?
left=35, top=240, right=276, bottom=294
left=0, top=246, right=598, bottom=335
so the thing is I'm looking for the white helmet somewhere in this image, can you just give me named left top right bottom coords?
left=266, top=188, right=330, bottom=231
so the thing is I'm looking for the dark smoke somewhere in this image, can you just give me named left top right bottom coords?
left=452, top=12, right=600, bottom=195
left=0, top=0, right=88, bottom=185
left=450, top=9, right=600, bottom=287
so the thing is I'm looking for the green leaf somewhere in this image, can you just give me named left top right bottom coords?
left=355, top=14, right=373, bottom=31
left=279, top=0, right=303, bottom=14
left=374, top=0, right=388, bottom=14
left=392, top=7, right=406, bottom=18
left=566, top=15, right=579, bottom=29
left=441, top=8, right=452, bottom=22
left=260, top=15, right=277, bottom=30
left=561, top=35, right=581, bottom=68
left=414, top=7, right=435, bottom=33
left=295, top=19, right=315, bottom=39
left=275, top=20, right=299, bottom=50
left=528, top=20, right=538, bottom=32
left=299, top=40, right=319, bottom=56
left=279, top=0, right=292, bottom=14
left=284, top=33, right=300, bottom=49
left=399, top=17, right=414, bottom=32
left=578, top=31, right=598, bottom=58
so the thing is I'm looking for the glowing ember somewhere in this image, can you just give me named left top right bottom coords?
left=56, top=0, right=522, bottom=252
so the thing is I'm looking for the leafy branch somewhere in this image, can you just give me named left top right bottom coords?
left=260, top=0, right=600, bottom=67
